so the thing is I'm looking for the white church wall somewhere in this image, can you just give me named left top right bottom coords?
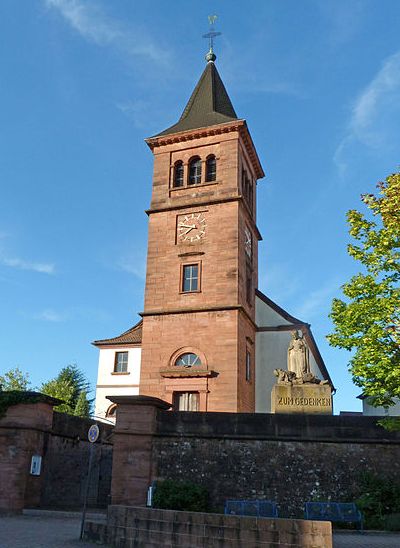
left=94, top=346, right=141, bottom=419
left=255, top=330, right=289, bottom=412
left=362, top=398, right=400, bottom=416
left=255, top=297, right=293, bottom=327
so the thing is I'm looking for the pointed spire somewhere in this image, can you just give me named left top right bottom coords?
left=154, top=61, right=238, bottom=137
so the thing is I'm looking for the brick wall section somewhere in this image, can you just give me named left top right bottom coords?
left=0, top=403, right=53, bottom=512
left=0, top=400, right=113, bottom=513
left=84, top=505, right=332, bottom=547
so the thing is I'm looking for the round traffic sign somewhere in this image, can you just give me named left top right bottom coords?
left=88, top=424, right=100, bottom=443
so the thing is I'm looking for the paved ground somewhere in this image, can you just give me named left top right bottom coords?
left=334, top=530, right=400, bottom=547
left=0, top=515, right=109, bottom=548
left=1, top=514, right=400, bottom=547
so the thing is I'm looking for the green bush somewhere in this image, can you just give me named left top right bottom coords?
left=356, top=473, right=400, bottom=530
left=152, top=479, right=209, bottom=512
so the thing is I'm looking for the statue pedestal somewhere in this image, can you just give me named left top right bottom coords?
left=271, top=384, right=333, bottom=415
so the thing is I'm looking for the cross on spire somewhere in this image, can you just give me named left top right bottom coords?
left=203, top=15, right=221, bottom=62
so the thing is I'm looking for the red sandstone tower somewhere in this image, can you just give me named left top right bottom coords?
left=139, top=49, right=264, bottom=412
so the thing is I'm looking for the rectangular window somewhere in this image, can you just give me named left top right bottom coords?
left=114, top=351, right=128, bottom=373
left=173, top=392, right=200, bottom=411
left=246, top=350, right=251, bottom=381
left=182, top=263, right=199, bottom=292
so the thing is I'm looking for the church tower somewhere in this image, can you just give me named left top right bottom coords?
left=139, top=48, right=264, bottom=412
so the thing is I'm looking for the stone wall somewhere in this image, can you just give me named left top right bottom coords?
left=154, top=411, right=400, bottom=516
left=40, top=412, right=113, bottom=509
left=109, top=397, right=400, bottom=519
left=84, top=505, right=332, bottom=548
left=0, top=397, right=113, bottom=513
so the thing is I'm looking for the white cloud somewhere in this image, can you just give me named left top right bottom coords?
left=335, top=51, right=400, bottom=171
left=45, top=0, right=171, bottom=66
left=293, top=279, right=340, bottom=320
left=1, top=256, right=55, bottom=275
left=351, top=51, right=400, bottom=145
left=116, top=100, right=151, bottom=129
left=117, top=253, right=146, bottom=280
left=317, top=0, right=366, bottom=47
left=259, top=262, right=301, bottom=304
left=34, top=309, right=67, bottom=322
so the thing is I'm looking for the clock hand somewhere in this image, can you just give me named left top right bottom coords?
left=178, top=223, right=196, bottom=229
left=183, top=227, right=195, bottom=235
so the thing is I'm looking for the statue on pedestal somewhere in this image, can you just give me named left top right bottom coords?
left=273, top=331, right=329, bottom=386
left=287, top=330, right=309, bottom=377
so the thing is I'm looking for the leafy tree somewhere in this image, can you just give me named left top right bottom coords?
left=0, top=367, right=31, bottom=391
left=41, top=364, right=92, bottom=417
left=328, top=172, right=400, bottom=408
left=74, top=390, right=90, bottom=417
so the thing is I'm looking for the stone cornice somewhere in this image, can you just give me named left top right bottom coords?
left=140, top=304, right=257, bottom=330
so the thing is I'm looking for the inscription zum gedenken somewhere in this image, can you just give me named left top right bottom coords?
left=277, top=396, right=331, bottom=407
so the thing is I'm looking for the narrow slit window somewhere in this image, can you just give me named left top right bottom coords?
left=205, top=155, right=217, bottom=182
left=246, top=350, right=251, bottom=381
left=246, top=267, right=252, bottom=305
left=173, top=161, right=184, bottom=187
left=188, top=157, right=202, bottom=185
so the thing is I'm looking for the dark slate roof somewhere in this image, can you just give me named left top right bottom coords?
left=92, top=320, right=143, bottom=346
left=154, top=61, right=238, bottom=137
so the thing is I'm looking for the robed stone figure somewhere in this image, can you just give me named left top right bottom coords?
left=287, top=331, right=309, bottom=378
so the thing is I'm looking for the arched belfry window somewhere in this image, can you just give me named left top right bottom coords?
left=205, top=155, right=217, bottom=182
left=175, top=352, right=202, bottom=367
left=188, top=157, right=202, bottom=185
left=173, top=161, right=184, bottom=188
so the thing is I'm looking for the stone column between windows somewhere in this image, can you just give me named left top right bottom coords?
left=201, top=159, right=206, bottom=184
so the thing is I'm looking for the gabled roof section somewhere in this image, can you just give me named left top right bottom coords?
left=255, top=289, right=306, bottom=325
left=154, top=61, right=238, bottom=137
left=92, top=320, right=142, bottom=347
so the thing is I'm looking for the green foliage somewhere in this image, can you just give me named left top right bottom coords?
left=152, top=479, right=209, bottom=512
left=0, top=367, right=31, bottom=391
left=74, top=390, right=90, bottom=417
left=41, top=364, right=92, bottom=417
left=327, top=172, right=400, bottom=408
left=0, top=391, right=42, bottom=419
left=377, top=416, right=400, bottom=432
left=356, top=473, right=400, bottom=530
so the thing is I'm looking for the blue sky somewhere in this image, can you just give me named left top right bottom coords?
left=1, top=0, right=399, bottom=413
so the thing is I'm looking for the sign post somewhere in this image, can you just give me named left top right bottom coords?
left=80, top=424, right=100, bottom=540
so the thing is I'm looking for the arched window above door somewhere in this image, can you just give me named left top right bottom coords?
left=175, top=352, right=202, bottom=367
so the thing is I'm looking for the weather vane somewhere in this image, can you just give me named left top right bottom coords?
left=203, top=15, right=221, bottom=62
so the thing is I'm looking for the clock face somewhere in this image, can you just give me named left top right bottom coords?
left=245, top=227, right=252, bottom=258
left=177, top=212, right=207, bottom=243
